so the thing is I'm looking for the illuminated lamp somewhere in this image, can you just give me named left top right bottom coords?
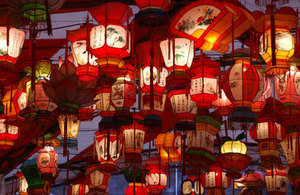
left=95, top=129, right=122, bottom=172
left=189, top=57, right=219, bottom=108
left=124, top=168, right=148, bottom=195
left=212, top=89, right=234, bottom=116
left=0, top=117, right=18, bottom=149
left=15, top=172, right=29, bottom=195
left=140, top=65, right=168, bottom=94
left=2, top=88, right=26, bottom=126
left=37, top=146, right=58, bottom=182
left=263, top=164, right=289, bottom=195
left=234, top=170, right=265, bottom=195
left=182, top=176, right=204, bottom=195
left=217, top=140, right=252, bottom=178
left=144, top=157, right=168, bottom=194
left=222, top=59, right=260, bottom=130
left=200, top=164, right=231, bottom=195
left=111, top=63, right=136, bottom=125
left=251, top=74, right=272, bottom=113
left=58, top=114, right=81, bottom=148
left=155, top=133, right=168, bottom=162
left=68, top=24, right=98, bottom=83
left=85, top=163, right=111, bottom=194
left=79, top=104, right=96, bottom=121
left=254, top=7, right=297, bottom=77
left=89, top=2, right=132, bottom=74
left=68, top=184, right=89, bottom=195
left=169, top=0, right=254, bottom=52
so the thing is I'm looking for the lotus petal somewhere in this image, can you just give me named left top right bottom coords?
left=50, top=69, right=66, bottom=87
left=60, top=60, right=77, bottom=77
left=42, top=82, right=60, bottom=104
left=76, top=88, right=96, bottom=106
left=55, top=80, right=79, bottom=103
left=68, top=74, right=79, bottom=86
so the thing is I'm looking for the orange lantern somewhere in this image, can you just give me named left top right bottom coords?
left=254, top=7, right=297, bottom=76
left=0, top=117, right=18, bottom=149
left=37, top=146, right=58, bottom=179
left=85, top=163, right=111, bottom=193
left=170, top=0, right=253, bottom=52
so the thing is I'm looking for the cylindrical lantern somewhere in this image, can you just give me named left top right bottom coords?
left=254, top=7, right=297, bottom=76
left=15, top=172, right=29, bottom=195
left=95, top=129, right=122, bottom=172
left=85, top=163, right=111, bottom=193
left=144, top=157, right=168, bottom=194
left=222, top=59, right=260, bottom=130
left=182, top=176, right=204, bottom=195
left=212, top=89, right=234, bottom=116
left=217, top=141, right=252, bottom=178
left=58, top=114, right=81, bottom=148
left=37, top=146, right=58, bottom=180
left=0, top=118, right=18, bottom=149
left=263, top=164, right=289, bottom=195
left=68, top=184, right=89, bottom=195
left=280, top=132, right=300, bottom=169
left=160, top=38, right=194, bottom=72
left=140, top=65, right=168, bottom=94
left=200, top=164, right=231, bottom=194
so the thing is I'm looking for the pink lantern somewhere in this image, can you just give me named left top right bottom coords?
left=37, top=146, right=58, bottom=180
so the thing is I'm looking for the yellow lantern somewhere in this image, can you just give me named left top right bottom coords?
left=221, top=140, right=247, bottom=154
left=58, top=114, right=81, bottom=148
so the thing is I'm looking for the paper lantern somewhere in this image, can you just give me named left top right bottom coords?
left=0, top=118, right=18, bottom=149
left=78, top=104, right=96, bottom=121
left=144, top=157, right=168, bottom=193
left=234, top=170, right=265, bottom=195
left=280, top=132, right=300, bottom=169
left=222, top=59, right=260, bottom=130
left=254, top=7, right=297, bottom=76
left=3, top=88, right=26, bottom=126
left=140, top=65, right=168, bottom=94
left=200, top=164, right=231, bottom=194
left=135, top=0, right=170, bottom=11
left=124, top=168, right=148, bottom=195
left=186, top=113, right=221, bottom=170
left=217, top=141, right=252, bottom=178
left=95, top=129, right=122, bottom=172
left=263, top=164, right=289, bottom=195
left=182, top=176, right=204, bottom=195
left=251, top=75, right=272, bottom=113
left=212, top=89, right=234, bottom=116
left=89, top=2, right=132, bottom=60
left=58, top=114, right=81, bottom=148
left=170, top=0, right=253, bottom=52
left=37, top=146, right=58, bottom=180
left=15, top=172, right=29, bottom=195
left=85, top=164, right=111, bottom=193
left=168, top=89, right=197, bottom=130
left=68, top=184, right=89, bottom=195
left=160, top=38, right=194, bottom=72
left=190, top=57, right=219, bottom=108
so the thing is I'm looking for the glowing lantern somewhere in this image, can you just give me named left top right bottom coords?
left=68, top=24, right=98, bottom=82
left=3, top=88, right=26, bottom=126
left=170, top=0, right=253, bottom=52
left=89, top=2, right=132, bottom=73
left=135, top=0, right=170, bottom=11
left=111, top=63, right=136, bottom=124
left=200, top=164, right=231, bottom=195
left=15, top=172, right=29, bottom=195
left=58, top=114, right=81, bottom=148
left=79, top=104, right=96, bottom=121
left=168, top=89, right=197, bottom=130
left=124, top=168, right=148, bottom=195
left=144, top=157, right=168, bottom=194
left=251, top=74, right=272, bottom=112
left=68, top=184, right=89, bottom=195
left=189, top=57, right=219, bottom=108
left=155, top=132, right=182, bottom=163
left=0, top=118, right=18, bottom=149
left=85, top=163, right=111, bottom=193
left=140, top=65, right=168, bottom=94
left=222, top=59, right=260, bottom=130
left=280, top=132, right=300, bottom=169
left=182, top=176, right=204, bottom=195
left=95, top=129, right=122, bottom=172
left=254, top=7, right=297, bottom=76
left=186, top=113, right=221, bottom=170
left=37, top=146, right=58, bottom=181
left=234, top=170, right=265, bottom=195
left=263, top=164, right=289, bottom=195
left=217, top=140, right=252, bottom=178
left=212, top=89, right=234, bottom=116
left=160, top=38, right=194, bottom=72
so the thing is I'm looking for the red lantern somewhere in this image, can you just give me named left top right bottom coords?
left=125, top=183, right=148, bottom=195
left=95, top=130, right=122, bottom=172
left=181, top=176, right=204, bottom=195
left=189, top=57, right=219, bottom=108
left=234, top=170, right=265, bottom=195
left=85, top=163, right=111, bottom=193
left=0, top=117, right=18, bottom=149
left=280, top=132, right=300, bottom=169
left=251, top=75, right=272, bottom=113
left=135, top=0, right=170, bottom=11
left=140, top=65, right=168, bottom=94
left=200, top=164, right=231, bottom=194
left=37, top=146, right=58, bottom=179
left=78, top=104, right=96, bottom=121
left=263, top=164, right=289, bottom=195
left=212, top=89, right=234, bottom=116
left=68, top=184, right=89, bottom=195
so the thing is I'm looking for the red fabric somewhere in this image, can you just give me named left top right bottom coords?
left=125, top=184, right=148, bottom=195
left=135, top=0, right=170, bottom=11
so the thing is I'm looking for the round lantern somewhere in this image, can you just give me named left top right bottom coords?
left=217, top=140, right=252, bottom=178
left=200, top=164, right=231, bottom=195
left=189, top=57, right=219, bottom=108
left=160, top=38, right=194, bottom=72
left=212, top=89, right=234, bottom=116
left=37, top=146, right=58, bottom=182
left=254, top=7, right=297, bottom=76
left=15, top=172, right=29, bottom=195
left=95, top=129, right=122, bottom=172
left=222, top=58, right=260, bottom=130
left=111, top=63, right=136, bottom=124
left=251, top=74, right=272, bottom=113
left=68, top=184, right=89, bottom=195
left=168, top=88, right=197, bottom=130
left=0, top=118, right=19, bottom=149
left=182, top=176, right=204, bottom=195
left=85, top=163, right=111, bottom=193
left=58, top=114, right=81, bottom=148
left=263, top=164, right=289, bottom=195
left=78, top=104, right=96, bottom=121
left=144, top=157, right=168, bottom=194
left=124, top=168, right=148, bottom=195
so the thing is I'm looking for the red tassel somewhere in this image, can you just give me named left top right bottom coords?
left=263, top=17, right=265, bottom=52
left=107, top=130, right=110, bottom=165
left=45, top=0, right=52, bottom=35
left=150, top=42, right=154, bottom=112
left=86, top=15, right=90, bottom=64
left=231, top=15, right=234, bottom=61
left=6, top=8, right=9, bottom=49
left=31, top=29, right=37, bottom=91
left=63, top=115, right=68, bottom=156
left=168, top=148, right=170, bottom=188
left=270, top=11, right=276, bottom=68
left=66, top=150, right=69, bottom=183
left=256, top=33, right=259, bottom=62
left=250, top=28, right=253, bottom=66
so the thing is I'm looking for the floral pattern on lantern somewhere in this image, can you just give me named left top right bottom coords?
left=58, top=114, right=81, bottom=148
left=0, top=118, right=18, bottom=149
left=37, top=146, right=58, bottom=179
left=182, top=176, right=204, bottom=195
left=85, top=164, right=111, bottom=193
